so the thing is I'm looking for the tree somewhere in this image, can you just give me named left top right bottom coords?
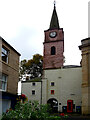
left=20, top=54, right=43, bottom=81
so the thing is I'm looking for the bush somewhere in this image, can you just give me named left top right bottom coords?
left=47, top=116, right=61, bottom=120
left=1, top=101, right=50, bottom=120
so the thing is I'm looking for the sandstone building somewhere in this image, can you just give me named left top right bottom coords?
left=79, top=38, right=90, bottom=114
left=0, top=37, right=20, bottom=114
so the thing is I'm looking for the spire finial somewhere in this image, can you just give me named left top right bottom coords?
left=54, top=0, right=56, bottom=7
left=49, top=0, right=59, bottom=29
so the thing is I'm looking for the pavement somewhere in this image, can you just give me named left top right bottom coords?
left=62, top=113, right=90, bottom=120
left=54, top=113, right=90, bottom=120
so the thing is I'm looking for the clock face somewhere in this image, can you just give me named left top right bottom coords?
left=49, top=31, right=57, bottom=38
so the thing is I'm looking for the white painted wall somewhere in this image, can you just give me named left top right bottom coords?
left=42, top=67, right=82, bottom=112
left=22, top=82, right=42, bottom=104
left=42, top=78, right=47, bottom=104
left=22, top=67, right=82, bottom=112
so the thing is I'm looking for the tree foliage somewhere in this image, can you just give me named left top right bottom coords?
left=20, top=54, right=43, bottom=80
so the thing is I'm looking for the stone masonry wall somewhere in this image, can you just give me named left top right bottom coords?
left=79, top=38, right=90, bottom=115
left=1, top=40, right=20, bottom=94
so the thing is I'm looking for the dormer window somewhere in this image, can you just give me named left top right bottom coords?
left=51, top=46, right=56, bottom=55
left=1, top=46, right=9, bottom=63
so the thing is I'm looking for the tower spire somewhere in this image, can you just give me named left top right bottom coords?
left=49, top=1, right=60, bottom=29
left=54, top=0, right=56, bottom=7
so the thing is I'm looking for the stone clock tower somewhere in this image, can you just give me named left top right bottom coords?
left=43, top=4, right=64, bottom=69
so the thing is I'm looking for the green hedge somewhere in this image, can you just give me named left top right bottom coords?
left=47, top=116, right=62, bottom=120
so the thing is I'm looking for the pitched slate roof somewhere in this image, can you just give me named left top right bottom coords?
left=0, top=36, right=21, bottom=56
left=22, top=77, right=42, bottom=83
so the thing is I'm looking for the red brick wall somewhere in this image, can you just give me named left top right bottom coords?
left=43, top=29, right=64, bottom=69
left=44, top=29, right=64, bottom=42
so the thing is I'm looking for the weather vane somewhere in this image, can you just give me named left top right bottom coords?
left=54, top=0, right=56, bottom=7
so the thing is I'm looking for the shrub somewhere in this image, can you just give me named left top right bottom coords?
left=1, top=101, right=50, bottom=120
left=47, top=116, right=61, bottom=120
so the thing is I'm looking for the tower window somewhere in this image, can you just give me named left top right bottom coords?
left=51, top=46, right=56, bottom=55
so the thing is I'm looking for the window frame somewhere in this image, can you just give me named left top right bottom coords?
left=51, top=90, right=54, bottom=95
left=32, top=90, right=35, bottom=95
left=1, top=46, right=9, bottom=63
left=51, top=82, right=55, bottom=86
left=0, top=74, right=7, bottom=91
left=32, top=82, right=36, bottom=86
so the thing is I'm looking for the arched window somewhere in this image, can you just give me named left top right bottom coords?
left=51, top=46, right=56, bottom=55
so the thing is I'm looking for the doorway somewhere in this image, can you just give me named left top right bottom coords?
left=47, top=98, right=58, bottom=113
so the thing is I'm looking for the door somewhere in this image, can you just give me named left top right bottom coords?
left=47, top=98, right=58, bottom=113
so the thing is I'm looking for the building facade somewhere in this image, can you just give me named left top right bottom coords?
left=43, top=4, right=64, bottom=69
left=22, top=78, right=42, bottom=104
left=0, top=37, right=20, bottom=114
left=22, top=4, right=82, bottom=113
left=79, top=38, right=90, bottom=114
left=42, top=3, right=82, bottom=113
left=42, top=66, right=82, bottom=112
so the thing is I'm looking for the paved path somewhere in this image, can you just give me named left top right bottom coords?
left=58, top=113, right=90, bottom=120
left=62, top=114, right=90, bottom=120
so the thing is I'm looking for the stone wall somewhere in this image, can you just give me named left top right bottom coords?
left=79, top=38, right=90, bottom=114
left=22, top=81, right=42, bottom=104
left=0, top=39, right=20, bottom=95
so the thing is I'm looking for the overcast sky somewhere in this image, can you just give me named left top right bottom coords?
left=0, top=0, right=89, bottom=65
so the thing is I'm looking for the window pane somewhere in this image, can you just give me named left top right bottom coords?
left=32, top=90, right=35, bottom=95
left=0, top=74, right=7, bottom=91
left=2, top=47, right=8, bottom=55
left=0, top=81, right=2, bottom=89
left=2, top=75, right=7, bottom=82
left=32, top=82, right=35, bottom=86
left=1, top=47, right=8, bottom=63
left=51, top=46, right=56, bottom=55
left=51, top=82, right=54, bottom=86
left=2, top=82, right=6, bottom=90
left=2, top=53, right=7, bottom=62
left=51, top=90, right=54, bottom=94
